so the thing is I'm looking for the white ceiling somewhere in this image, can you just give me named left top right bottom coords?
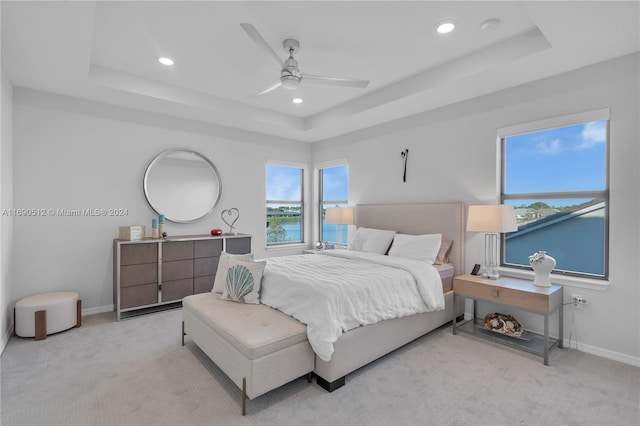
left=2, top=1, right=639, bottom=143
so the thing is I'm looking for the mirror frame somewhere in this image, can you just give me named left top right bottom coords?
left=143, top=149, right=222, bottom=223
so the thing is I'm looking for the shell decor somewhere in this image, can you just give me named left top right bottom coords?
left=484, top=313, right=523, bottom=336
left=225, top=264, right=254, bottom=303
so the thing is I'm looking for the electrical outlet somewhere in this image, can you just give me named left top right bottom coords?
left=572, top=294, right=588, bottom=309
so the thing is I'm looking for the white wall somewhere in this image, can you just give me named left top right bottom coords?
left=7, top=53, right=639, bottom=365
left=1, top=68, right=14, bottom=351
left=11, top=90, right=311, bottom=315
left=312, top=53, right=640, bottom=365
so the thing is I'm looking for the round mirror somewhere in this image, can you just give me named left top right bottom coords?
left=143, top=150, right=222, bottom=223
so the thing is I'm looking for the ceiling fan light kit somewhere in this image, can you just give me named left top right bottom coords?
left=240, top=23, right=370, bottom=98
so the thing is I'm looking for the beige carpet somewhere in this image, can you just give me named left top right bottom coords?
left=1, top=308, right=638, bottom=425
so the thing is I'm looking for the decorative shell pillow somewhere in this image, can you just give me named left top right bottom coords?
left=212, top=251, right=254, bottom=293
left=221, top=258, right=266, bottom=304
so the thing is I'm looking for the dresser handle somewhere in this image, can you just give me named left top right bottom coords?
left=492, top=290, right=499, bottom=298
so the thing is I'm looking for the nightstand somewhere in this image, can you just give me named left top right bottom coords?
left=452, top=274, right=563, bottom=365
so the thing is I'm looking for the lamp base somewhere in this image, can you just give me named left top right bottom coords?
left=482, top=266, right=500, bottom=280
left=483, top=233, right=500, bottom=280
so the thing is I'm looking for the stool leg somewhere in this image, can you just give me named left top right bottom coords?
left=35, top=310, right=47, bottom=341
left=76, top=299, right=82, bottom=328
left=13, top=308, right=16, bottom=336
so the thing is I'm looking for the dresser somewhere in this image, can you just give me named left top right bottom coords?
left=113, top=234, right=251, bottom=320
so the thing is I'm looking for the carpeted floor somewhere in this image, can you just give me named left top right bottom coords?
left=1, top=308, right=638, bottom=425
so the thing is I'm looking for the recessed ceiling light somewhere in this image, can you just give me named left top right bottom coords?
left=292, top=97, right=303, bottom=104
left=435, top=20, right=457, bottom=34
left=158, top=57, right=174, bottom=66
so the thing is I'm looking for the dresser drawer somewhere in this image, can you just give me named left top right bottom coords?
left=162, top=241, right=193, bottom=261
left=121, top=283, right=158, bottom=309
left=194, top=275, right=215, bottom=294
left=120, top=244, right=157, bottom=266
left=226, top=237, right=251, bottom=254
left=195, top=239, right=223, bottom=258
left=162, top=259, right=193, bottom=281
left=162, top=278, right=193, bottom=302
left=194, top=256, right=220, bottom=277
left=121, top=263, right=158, bottom=287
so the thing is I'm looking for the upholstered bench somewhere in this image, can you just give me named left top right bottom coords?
left=182, top=293, right=314, bottom=415
left=14, top=292, right=81, bottom=340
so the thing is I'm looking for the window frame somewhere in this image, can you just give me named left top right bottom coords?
left=498, top=108, right=610, bottom=280
left=266, top=162, right=305, bottom=246
left=317, top=162, right=349, bottom=244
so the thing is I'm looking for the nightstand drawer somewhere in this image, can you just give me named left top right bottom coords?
left=453, top=276, right=559, bottom=313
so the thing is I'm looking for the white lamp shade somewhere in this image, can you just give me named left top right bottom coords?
left=467, top=204, right=518, bottom=233
left=325, top=207, right=355, bottom=225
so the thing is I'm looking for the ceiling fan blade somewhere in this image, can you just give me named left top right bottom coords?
left=248, top=80, right=282, bottom=98
left=240, top=23, right=284, bottom=70
left=302, top=74, right=369, bottom=88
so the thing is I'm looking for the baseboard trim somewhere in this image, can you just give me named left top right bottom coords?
left=467, top=313, right=640, bottom=368
left=82, top=304, right=113, bottom=316
left=1, top=319, right=13, bottom=355
left=563, top=339, right=640, bottom=367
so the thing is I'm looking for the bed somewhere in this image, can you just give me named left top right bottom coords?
left=183, top=202, right=465, bottom=403
left=266, top=202, right=465, bottom=391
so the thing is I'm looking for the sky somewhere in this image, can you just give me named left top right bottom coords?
left=503, top=120, right=607, bottom=208
left=266, top=164, right=347, bottom=202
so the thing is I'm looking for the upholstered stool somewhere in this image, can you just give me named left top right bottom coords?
left=14, top=292, right=81, bottom=340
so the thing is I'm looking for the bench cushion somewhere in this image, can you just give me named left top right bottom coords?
left=182, top=293, right=307, bottom=360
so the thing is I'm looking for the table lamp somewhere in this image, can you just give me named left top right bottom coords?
left=325, top=207, right=354, bottom=247
left=467, top=204, right=518, bottom=279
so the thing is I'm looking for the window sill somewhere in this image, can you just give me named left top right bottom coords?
left=265, top=243, right=308, bottom=252
left=499, top=267, right=609, bottom=291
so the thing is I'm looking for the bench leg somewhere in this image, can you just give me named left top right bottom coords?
left=76, top=299, right=82, bottom=328
left=242, top=377, right=247, bottom=416
left=181, top=321, right=185, bottom=346
left=35, top=310, right=47, bottom=341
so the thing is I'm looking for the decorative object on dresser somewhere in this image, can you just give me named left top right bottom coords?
left=113, top=234, right=251, bottom=320
left=324, top=207, right=354, bottom=247
left=221, top=207, right=240, bottom=234
left=529, top=250, right=556, bottom=287
left=151, top=218, right=159, bottom=239
left=143, top=149, right=222, bottom=223
left=118, top=225, right=145, bottom=241
left=466, top=204, right=518, bottom=279
left=452, top=274, right=563, bottom=365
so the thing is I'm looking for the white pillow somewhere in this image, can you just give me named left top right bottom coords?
left=388, top=233, right=442, bottom=264
left=221, top=258, right=266, bottom=304
left=212, top=251, right=254, bottom=293
left=348, top=227, right=396, bottom=254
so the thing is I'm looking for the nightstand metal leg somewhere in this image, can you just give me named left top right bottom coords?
left=558, top=304, right=564, bottom=349
left=452, top=293, right=458, bottom=335
left=543, top=314, right=549, bottom=366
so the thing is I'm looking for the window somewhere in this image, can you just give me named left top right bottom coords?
left=319, top=164, right=349, bottom=244
left=266, top=163, right=304, bottom=245
left=500, top=109, right=609, bottom=279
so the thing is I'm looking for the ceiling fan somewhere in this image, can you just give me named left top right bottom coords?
left=240, top=23, right=370, bottom=98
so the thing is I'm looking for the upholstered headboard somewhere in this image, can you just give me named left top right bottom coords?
left=355, top=202, right=465, bottom=276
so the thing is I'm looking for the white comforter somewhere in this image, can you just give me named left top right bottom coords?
left=260, top=250, right=445, bottom=362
